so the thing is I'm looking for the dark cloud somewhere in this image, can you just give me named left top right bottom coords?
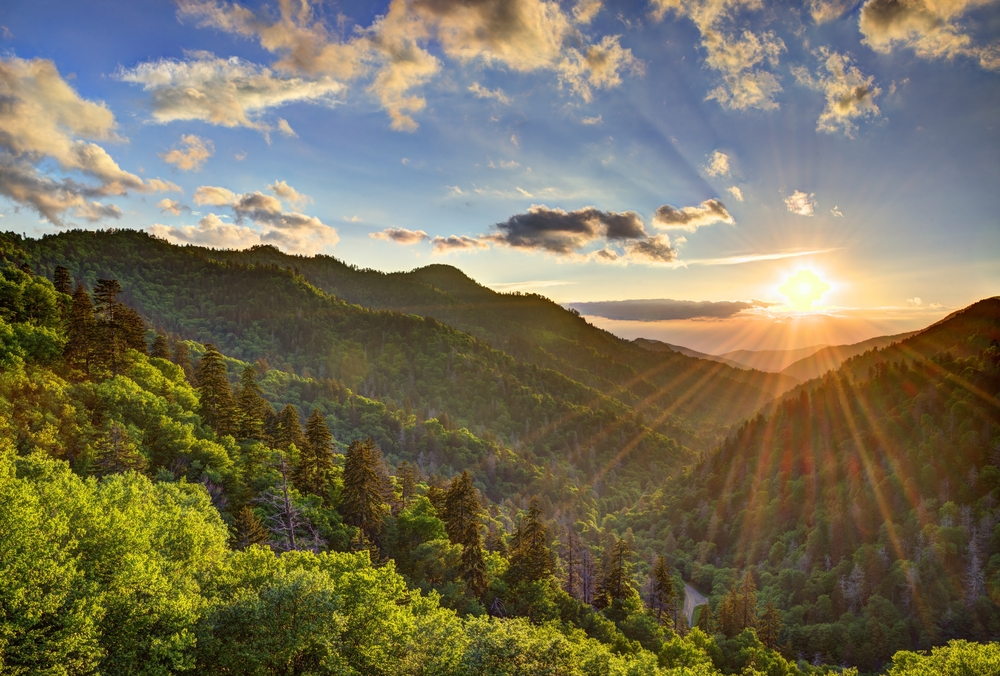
left=625, top=235, right=676, bottom=263
left=565, top=298, right=774, bottom=321
left=431, top=235, right=490, bottom=253
left=371, top=227, right=430, bottom=244
left=653, top=198, right=735, bottom=231
left=488, top=205, right=647, bottom=254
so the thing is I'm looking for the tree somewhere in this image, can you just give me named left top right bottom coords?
left=258, top=454, right=322, bottom=552
left=561, top=526, right=582, bottom=599
left=64, top=283, right=95, bottom=374
left=92, top=422, right=148, bottom=477
left=272, top=404, right=307, bottom=452
left=52, top=266, right=71, bottom=295
left=172, top=339, right=194, bottom=381
left=696, top=602, right=717, bottom=635
left=505, top=497, right=554, bottom=586
left=150, top=331, right=170, bottom=360
left=648, top=556, right=678, bottom=626
left=717, top=590, right=740, bottom=638
left=340, top=438, right=388, bottom=545
left=444, top=471, right=487, bottom=597
left=294, top=409, right=336, bottom=500
left=602, top=537, right=636, bottom=604
left=92, top=278, right=128, bottom=373
left=398, top=461, right=418, bottom=505
left=196, top=343, right=235, bottom=436
left=758, top=601, right=783, bottom=649
left=737, top=570, right=758, bottom=632
left=234, top=365, right=271, bottom=441
left=231, top=506, right=270, bottom=550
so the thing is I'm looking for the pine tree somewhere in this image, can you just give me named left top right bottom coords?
left=737, top=570, right=758, bottom=632
left=696, top=602, right=718, bottom=635
left=397, top=461, right=417, bottom=505
left=196, top=343, right=235, bottom=435
left=717, top=589, right=740, bottom=638
left=92, top=422, right=147, bottom=477
left=758, top=601, right=783, bottom=649
left=562, top=526, right=582, bottom=599
left=52, top=266, right=71, bottom=295
left=234, top=365, right=271, bottom=440
left=272, top=404, right=307, bottom=451
left=648, top=556, right=678, bottom=626
left=92, top=278, right=126, bottom=374
left=444, top=471, right=487, bottom=597
left=150, top=331, right=170, bottom=359
left=485, top=524, right=509, bottom=556
left=505, top=497, right=555, bottom=586
left=294, top=409, right=336, bottom=500
left=64, top=283, right=95, bottom=375
left=340, top=438, right=388, bottom=545
left=231, top=505, right=270, bottom=550
left=121, top=306, right=147, bottom=355
left=603, top=538, right=636, bottom=603
left=172, top=339, right=195, bottom=381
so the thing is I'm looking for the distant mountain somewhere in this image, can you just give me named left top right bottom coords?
left=632, top=338, right=754, bottom=372
left=717, top=344, right=829, bottom=372
left=779, top=330, right=919, bottom=382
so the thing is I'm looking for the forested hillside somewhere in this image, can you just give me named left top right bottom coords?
left=627, top=299, right=1000, bottom=672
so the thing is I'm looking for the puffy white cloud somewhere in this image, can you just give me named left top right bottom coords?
left=705, top=150, right=730, bottom=177
left=157, top=198, right=188, bottom=215
left=160, top=134, right=214, bottom=171
left=809, top=0, right=857, bottom=23
left=794, top=49, right=881, bottom=137
left=117, top=54, right=345, bottom=132
left=727, top=186, right=744, bottom=201
left=277, top=118, right=297, bottom=137
left=194, top=185, right=239, bottom=206
left=653, top=199, right=735, bottom=231
left=859, top=0, right=999, bottom=71
left=0, top=56, right=175, bottom=225
left=371, top=227, right=430, bottom=244
left=268, top=180, right=311, bottom=208
left=651, top=0, right=786, bottom=110
left=784, top=190, right=816, bottom=216
left=831, top=205, right=843, bottom=217
left=168, top=0, right=638, bottom=131
left=150, top=213, right=263, bottom=249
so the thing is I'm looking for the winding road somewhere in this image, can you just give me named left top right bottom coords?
left=683, top=582, right=708, bottom=627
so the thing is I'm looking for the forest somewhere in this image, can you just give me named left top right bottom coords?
left=1, top=229, right=999, bottom=675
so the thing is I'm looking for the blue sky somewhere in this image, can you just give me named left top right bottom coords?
left=1, top=0, right=998, bottom=351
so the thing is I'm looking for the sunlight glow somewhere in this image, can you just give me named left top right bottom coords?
left=778, top=270, right=831, bottom=310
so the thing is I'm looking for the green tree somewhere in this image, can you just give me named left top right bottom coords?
left=234, top=365, right=271, bottom=441
left=231, top=506, right=270, bottom=550
left=196, top=343, right=235, bottom=436
left=696, top=602, right=717, bottom=635
left=272, top=404, right=307, bottom=452
left=340, top=438, right=388, bottom=545
left=150, top=331, right=171, bottom=360
left=52, top=265, right=71, bottom=295
left=64, top=283, right=95, bottom=375
left=648, top=555, right=678, bottom=626
left=294, top=409, right=336, bottom=500
left=92, top=421, right=148, bottom=477
left=603, top=538, right=636, bottom=604
left=444, top=471, right=487, bottom=597
left=504, top=497, right=554, bottom=587
left=758, top=600, right=782, bottom=649
left=736, top=570, right=758, bottom=632
left=398, top=461, right=417, bottom=505
left=172, top=339, right=194, bottom=381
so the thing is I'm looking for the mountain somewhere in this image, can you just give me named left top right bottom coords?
left=621, top=297, right=1000, bottom=672
left=717, top=345, right=829, bottom=372
left=779, top=331, right=920, bottom=382
left=632, top=338, right=753, bottom=372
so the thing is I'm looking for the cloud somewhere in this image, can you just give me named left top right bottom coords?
left=487, top=204, right=650, bottom=254
left=160, top=134, right=214, bottom=171
left=684, top=248, right=835, bottom=266
left=705, top=150, right=730, bottom=177
left=171, top=0, right=638, bottom=131
left=784, top=190, right=816, bottom=216
left=469, top=82, right=510, bottom=105
left=564, top=297, right=773, bottom=321
left=157, top=198, right=189, bottom=215
left=653, top=199, right=735, bottom=231
left=181, top=181, right=339, bottom=253
left=371, top=227, right=430, bottom=244
left=625, top=234, right=677, bottom=263
left=831, top=205, right=843, bottom=217
left=0, top=56, right=175, bottom=225
left=793, top=49, right=881, bottom=137
left=907, top=296, right=922, bottom=306
left=268, top=180, right=311, bottom=208
left=150, top=213, right=263, bottom=249
left=117, top=54, right=345, bottom=132
left=573, top=0, right=603, bottom=23
left=651, top=1, right=786, bottom=110
left=727, top=186, right=744, bottom=201
left=581, top=115, right=603, bottom=124
left=859, top=0, right=1000, bottom=71
left=431, top=235, right=491, bottom=253
left=277, top=118, right=297, bottom=136
left=809, top=0, right=857, bottom=23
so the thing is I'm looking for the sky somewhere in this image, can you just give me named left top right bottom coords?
left=1, top=0, right=998, bottom=353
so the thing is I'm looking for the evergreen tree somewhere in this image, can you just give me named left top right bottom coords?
left=172, top=339, right=194, bottom=381
left=758, top=600, right=783, bottom=649
left=561, top=526, right=582, bottom=599
left=294, top=409, right=336, bottom=500
left=397, top=461, right=417, bottom=505
left=696, top=602, right=718, bottom=635
left=648, top=556, right=678, bottom=626
left=737, top=570, right=758, bottom=632
left=485, top=524, right=508, bottom=556
left=64, top=283, right=95, bottom=375
left=444, top=471, right=487, bottom=597
left=272, top=404, right=307, bottom=452
left=505, top=497, right=554, bottom=586
left=231, top=506, right=270, bottom=550
left=196, top=343, right=235, bottom=436
left=717, top=590, right=740, bottom=638
left=52, top=265, right=71, bottom=295
left=92, top=422, right=147, bottom=477
left=603, top=538, right=636, bottom=603
left=91, top=278, right=146, bottom=373
left=150, top=331, right=170, bottom=360
left=234, top=365, right=271, bottom=441
left=340, top=438, right=388, bottom=545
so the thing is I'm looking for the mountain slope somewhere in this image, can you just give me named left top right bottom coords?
left=632, top=338, right=754, bottom=372
left=718, top=345, right=828, bottom=372
left=779, top=331, right=919, bottom=382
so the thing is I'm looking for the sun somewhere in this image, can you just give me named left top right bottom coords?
left=778, top=270, right=831, bottom=310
